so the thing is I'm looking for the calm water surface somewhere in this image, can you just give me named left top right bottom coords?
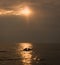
left=0, top=43, right=60, bottom=65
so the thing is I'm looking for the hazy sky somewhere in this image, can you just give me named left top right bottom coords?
left=0, top=0, right=60, bottom=43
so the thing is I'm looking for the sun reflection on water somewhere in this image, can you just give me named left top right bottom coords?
left=17, top=43, right=33, bottom=65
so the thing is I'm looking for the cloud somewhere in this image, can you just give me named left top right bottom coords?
left=0, top=0, right=60, bottom=20
left=0, top=0, right=60, bottom=9
left=0, top=0, right=20, bottom=9
left=0, top=0, right=59, bottom=16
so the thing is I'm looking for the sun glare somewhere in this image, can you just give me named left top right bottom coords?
left=20, top=6, right=31, bottom=16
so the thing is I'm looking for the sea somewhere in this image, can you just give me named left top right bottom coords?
left=0, top=43, right=60, bottom=65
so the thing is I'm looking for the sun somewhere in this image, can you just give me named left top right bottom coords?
left=20, top=6, right=31, bottom=16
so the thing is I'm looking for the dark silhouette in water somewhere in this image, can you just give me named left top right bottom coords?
left=23, top=48, right=32, bottom=51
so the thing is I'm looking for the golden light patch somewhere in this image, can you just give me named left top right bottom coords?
left=20, top=6, right=31, bottom=16
left=0, top=6, right=32, bottom=16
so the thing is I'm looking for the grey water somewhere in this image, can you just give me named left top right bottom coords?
left=0, top=43, right=60, bottom=65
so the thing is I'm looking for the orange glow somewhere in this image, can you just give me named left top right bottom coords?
left=0, top=6, right=32, bottom=16
left=0, top=9, right=14, bottom=15
left=20, top=7, right=31, bottom=16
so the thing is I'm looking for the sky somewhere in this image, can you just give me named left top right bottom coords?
left=0, top=0, right=60, bottom=43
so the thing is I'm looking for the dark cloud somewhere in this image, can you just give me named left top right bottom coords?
left=0, top=0, right=60, bottom=9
